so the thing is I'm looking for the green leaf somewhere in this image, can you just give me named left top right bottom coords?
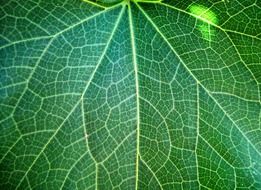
left=0, top=0, right=260, bottom=189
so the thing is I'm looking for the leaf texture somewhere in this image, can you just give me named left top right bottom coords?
left=0, top=0, right=261, bottom=189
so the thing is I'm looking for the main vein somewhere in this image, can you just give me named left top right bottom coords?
left=128, top=2, right=141, bottom=190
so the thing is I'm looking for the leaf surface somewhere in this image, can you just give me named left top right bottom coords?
left=0, top=0, right=261, bottom=189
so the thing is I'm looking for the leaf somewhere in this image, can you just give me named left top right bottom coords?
left=0, top=0, right=260, bottom=189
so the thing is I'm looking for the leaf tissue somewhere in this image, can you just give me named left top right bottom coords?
left=0, top=0, right=260, bottom=189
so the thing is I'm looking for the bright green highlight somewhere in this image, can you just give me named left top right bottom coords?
left=189, top=5, right=218, bottom=25
left=198, top=24, right=212, bottom=41
left=189, top=5, right=218, bottom=41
